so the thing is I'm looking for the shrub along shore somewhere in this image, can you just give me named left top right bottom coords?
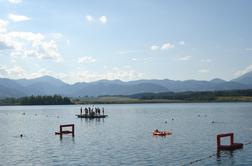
left=0, top=95, right=72, bottom=105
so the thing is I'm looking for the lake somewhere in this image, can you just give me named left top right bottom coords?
left=0, top=103, right=252, bottom=165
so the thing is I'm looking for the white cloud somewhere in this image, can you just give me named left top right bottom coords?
left=22, top=66, right=143, bottom=83
left=1, top=18, right=62, bottom=62
left=0, top=19, right=8, bottom=32
left=0, top=65, right=25, bottom=77
left=8, top=65, right=25, bottom=76
left=150, top=42, right=174, bottom=51
left=176, top=55, right=191, bottom=61
left=8, top=0, right=22, bottom=4
left=245, top=48, right=252, bottom=51
left=76, top=66, right=143, bottom=82
left=161, top=42, right=175, bottom=50
left=99, top=16, right=107, bottom=24
left=201, top=59, right=212, bottom=63
left=199, top=69, right=210, bottom=73
left=0, top=66, right=8, bottom=76
left=0, top=65, right=69, bottom=81
left=235, top=64, right=252, bottom=76
left=8, top=14, right=31, bottom=22
left=0, top=64, right=144, bottom=83
left=102, top=67, right=142, bottom=80
left=85, top=15, right=94, bottom=22
left=130, top=57, right=152, bottom=63
left=0, top=41, right=12, bottom=50
left=179, top=41, right=185, bottom=45
left=66, top=40, right=70, bottom=46
left=0, top=31, right=62, bottom=61
left=150, top=45, right=160, bottom=51
left=26, top=68, right=67, bottom=80
left=49, top=33, right=62, bottom=39
left=85, top=15, right=108, bottom=24
left=78, top=56, right=96, bottom=64
left=118, top=50, right=136, bottom=55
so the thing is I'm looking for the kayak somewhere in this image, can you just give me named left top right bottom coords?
left=153, top=131, right=172, bottom=136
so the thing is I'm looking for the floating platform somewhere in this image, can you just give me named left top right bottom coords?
left=76, top=114, right=108, bottom=119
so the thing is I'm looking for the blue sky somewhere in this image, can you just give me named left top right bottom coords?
left=0, top=0, right=252, bottom=83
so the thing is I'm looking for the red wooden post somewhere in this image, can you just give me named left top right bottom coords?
left=230, top=133, right=234, bottom=145
left=72, top=125, right=75, bottom=137
left=60, top=125, right=63, bottom=138
left=217, top=135, right=221, bottom=148
left=217, top=133, right=233, bottom=149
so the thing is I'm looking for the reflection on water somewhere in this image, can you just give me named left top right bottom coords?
left=217, top=150, right=234, bottom=158
left=216, top=150, right=237, bottom=166
left=0, top=103, right=252, bottom=165
left=80, top=117, right=105, bottom=123
left=59, top=137, right=75, bottom=143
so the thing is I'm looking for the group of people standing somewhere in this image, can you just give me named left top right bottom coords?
left=80, top=106, right=104, bottom=116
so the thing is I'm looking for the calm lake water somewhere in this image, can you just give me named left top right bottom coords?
left=0, top=103, right=252, bottom=166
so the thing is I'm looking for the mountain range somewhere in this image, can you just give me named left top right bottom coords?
left=1, top=71, right=252, bottom=98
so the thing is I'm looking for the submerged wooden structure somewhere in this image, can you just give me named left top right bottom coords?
left=217, top=133, right=243, bottom=151
left=55, top=124, right=75, bottom=138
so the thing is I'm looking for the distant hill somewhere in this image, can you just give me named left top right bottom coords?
left=0, top=78, right=26, bottom=98
left=16, top=76, right=70, bottom=96
left=210, top=78, right=226, bottom=84
left=0, top=84, right=26, bottom=98
left=126, top=79, right=251, bottom=92
left=0, top=71, right=252, bottom=98
left=69, top=82, right=169, bottom=97
left=16, top=75, right=67, bottom=87
left=232, top=71, right=252, bottom=85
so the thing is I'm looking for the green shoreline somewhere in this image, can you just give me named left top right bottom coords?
left=3, top=99, right=252, bottom=105
left=72, top=96, right=252, bottom=105
left=1, top=89, right=252, bottom=105
left=1, top=99, right=252, bottom=106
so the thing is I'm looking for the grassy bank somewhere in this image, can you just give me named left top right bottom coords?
left=72, top=96, right=252, bottom=104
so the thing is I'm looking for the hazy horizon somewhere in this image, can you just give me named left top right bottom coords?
left=0, top=0, right=252, bottom=84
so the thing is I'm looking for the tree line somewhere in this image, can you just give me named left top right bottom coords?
left=0, top=95, right=73, bottom=105
left=129, top=89, right=252, bottom=101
